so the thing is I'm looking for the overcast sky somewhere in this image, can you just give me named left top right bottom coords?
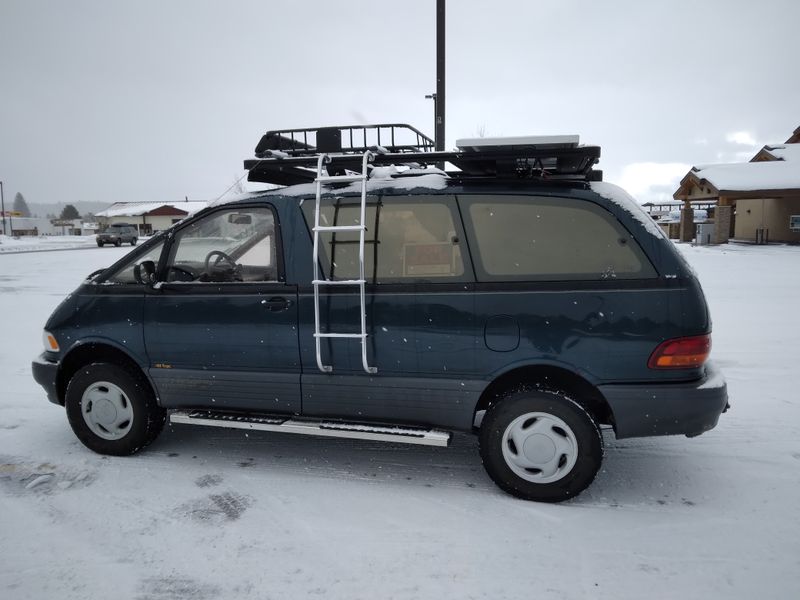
left=1, top=0, right=798, bottom=207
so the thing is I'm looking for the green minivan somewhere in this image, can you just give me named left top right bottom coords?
left=33, top=124, right=728, bottom=502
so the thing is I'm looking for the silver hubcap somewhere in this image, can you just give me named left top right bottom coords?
left=81, top=381, right=134, bottom=440
left=501, top=412, right=578, bottom=484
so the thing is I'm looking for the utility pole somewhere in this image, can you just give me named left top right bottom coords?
left=426, top=0, right=446, bottom=151
left=0, top=181, right=6, bottom=236
left=435, top=0, right=445, bottom=151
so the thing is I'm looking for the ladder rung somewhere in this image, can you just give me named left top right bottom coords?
left=314, top=225, right=365, bottom=232
left=314, top=333, right=367, bottom=339
left=313, top=279, right=365, bottom=286
left=316, top=174, right=365, bottom=183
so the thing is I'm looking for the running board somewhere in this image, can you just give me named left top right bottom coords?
left=169, top=410, right=451, bottom=447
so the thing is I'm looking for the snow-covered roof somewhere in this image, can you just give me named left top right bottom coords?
left=590, top=182, right=666, bottom=239
left=755, top=144, right=800, bottom=162
left=262, top=172, right=450, bottom=198
left=96, top=201, right=209, bottom=218
left=690, top=161, right=800, bottom=193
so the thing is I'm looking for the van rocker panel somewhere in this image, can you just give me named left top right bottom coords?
left=301, top=374, right=484, bottom=431
left=150, top=368, right=301, bottom=414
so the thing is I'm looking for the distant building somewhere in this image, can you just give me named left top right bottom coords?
left=673, top=126, right=800, bottom=244
left=95, top=201, right=209, bottom=235
left=2, top=216, right=58, bottom=236
left=642, top=200, right=714, bottom=240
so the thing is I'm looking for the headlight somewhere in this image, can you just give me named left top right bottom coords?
left=43, top=330, right=60, bottom=352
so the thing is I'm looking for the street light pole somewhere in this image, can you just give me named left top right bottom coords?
left=0, top=181, right=6, bottom=236
left=425, top=0, right=446, bottom=150
left=435, top=0, right=445, bottom=152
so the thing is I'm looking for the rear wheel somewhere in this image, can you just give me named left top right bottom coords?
left=97, top=241, right=104, bottom=247
left=65, top=362, right=165, bottom=456
left=131, top=238, right=137, bottom=246
left=479, top=389, right=603, bottom=502
left=114, top=239, right=121, bottom=247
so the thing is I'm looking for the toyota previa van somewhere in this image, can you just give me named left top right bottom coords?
left=33, top=124, right=728, bottom=502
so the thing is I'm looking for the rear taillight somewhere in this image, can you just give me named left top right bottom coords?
left=648, top=334, right=711, bottom=369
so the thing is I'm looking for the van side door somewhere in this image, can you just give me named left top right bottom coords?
left=298, top=193, right=481, bottom=430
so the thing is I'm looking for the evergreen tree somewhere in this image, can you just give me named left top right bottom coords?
left=60, top=204, right=81, bottom=220
left=13, top=193, right=31, bottom=217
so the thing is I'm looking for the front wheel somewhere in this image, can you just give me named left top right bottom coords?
left=479, top=389, right=603, bottom=502
left=65, top=363, right=166, bottom=456
left=114, top=239, right=121, bottom=247
left=130, top=238, right=137, bottom=246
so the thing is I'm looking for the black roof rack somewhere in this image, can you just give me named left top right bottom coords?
left=244, top=124, right=601, bottom=186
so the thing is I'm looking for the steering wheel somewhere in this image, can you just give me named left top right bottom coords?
left=204, top=250, right=240, bottom=281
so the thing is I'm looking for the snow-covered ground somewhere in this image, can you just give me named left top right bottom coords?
left=1, top=241, right=798, bottom=599
left=0, top=234, right=99, bottom=254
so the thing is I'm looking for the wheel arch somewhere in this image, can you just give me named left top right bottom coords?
left=474, top=364, right=615, bottom=430
left=56, top=342, right=152, bottom=406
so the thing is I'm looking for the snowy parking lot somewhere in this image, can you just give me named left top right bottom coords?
left=1, top=241, right=798, bottom=599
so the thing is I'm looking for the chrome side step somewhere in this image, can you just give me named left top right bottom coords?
left=169, top=410, right=451, bottom=447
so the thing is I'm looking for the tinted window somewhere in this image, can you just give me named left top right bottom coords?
left=461, top=194, right=656, bottom=281
left=165, top=207, right=280, bottom=283
left=302, top=195, right=468, bottom=283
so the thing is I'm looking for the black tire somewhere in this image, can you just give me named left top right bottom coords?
left=65, top=362, right=166, bottom=456
left=97, top=241, right=104, bottom=247
left=479, top=389, right=603, bottom=502
left=131, top=238, right=137, bottom=246
left=114, top=239, right=122, bottom=247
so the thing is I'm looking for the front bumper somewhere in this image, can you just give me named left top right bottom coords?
left=599, top=361, right=729, bottom=439
left=32, top=352, right=61, bottom=405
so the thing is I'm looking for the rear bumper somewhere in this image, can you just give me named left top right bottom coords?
left=32, top=353, right=61, bottom=405
left=599, top=361, right=728, bottom=439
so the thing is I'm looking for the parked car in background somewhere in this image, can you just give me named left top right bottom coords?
left=97, top=223, right=137, bottom=247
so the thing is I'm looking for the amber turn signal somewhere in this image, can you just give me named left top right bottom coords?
left=648, top=334, right=711, bottom=369
left=43, top=330, right=60, bottom=352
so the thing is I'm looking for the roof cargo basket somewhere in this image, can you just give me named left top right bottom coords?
left=255, top=124, right=435, bottom=158
left=244, top=124, right=601, bottom=186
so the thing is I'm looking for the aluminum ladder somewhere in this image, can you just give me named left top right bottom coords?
left=311, top=151, right=376, bottom=374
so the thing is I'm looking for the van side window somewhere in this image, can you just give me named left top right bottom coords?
left=302, top=195, right=468, bottom=283
left=461, top=195, right=657, bottom=281
left=165, top=207, right=280, bottom=283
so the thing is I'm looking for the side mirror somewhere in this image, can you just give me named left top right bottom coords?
left=134, top=260, right=157, bottom=285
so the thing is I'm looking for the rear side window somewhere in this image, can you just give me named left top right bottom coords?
left=301, top=195, right=469, bottom=283
left=461, top=194, right=656, bottom=281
